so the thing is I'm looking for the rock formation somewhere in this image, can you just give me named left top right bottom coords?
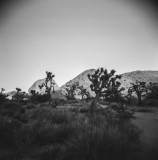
left=61, top=69, right=158, bottom=98
left=60, top=69, right=96, bottom=99
left=28, top=79, right=67, bottom=101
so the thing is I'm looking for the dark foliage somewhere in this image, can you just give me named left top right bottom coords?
left=130, top=81, right=147, bottom=105
left=30, top=90, right=39, bottom=102
left=0, top=102, right=142, bottom=160
left=0, top=88, right=8, bottom=104
left=12, top=88, right=26, bottom=101
left=78, top=84, right=91, bottom=101
left=147, top=82, right=158, bottom=100
left=34, top=94, right=50, bottom=103
left=64, top=82, right=79, bottom=100
left=87, top=68, right=123, bottom=114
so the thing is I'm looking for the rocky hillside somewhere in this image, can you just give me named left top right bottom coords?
left=119, top=70, right=158, bottom=93
left=60, top=69, right=96, bottom=98
left=60, top=69, right=158, bottom=98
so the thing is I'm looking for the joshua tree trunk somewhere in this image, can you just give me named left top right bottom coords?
left=48, top=94, right=51, bottom=104
left=137, top=94, right=142, bottom=105
left=90, top=94, right=99, bottom=115
left=82, top=95, right=84, bottom=101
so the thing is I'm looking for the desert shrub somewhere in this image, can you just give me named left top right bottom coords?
left=29, top=107, right=53, bottom=122
left=69, top=107, right=78, bottom=112
left=108, top=103, right=134, bottom=119
left=134, top=107, right=154, bottom=112
left=79, top=107, right=89, bottom=113
left=99, top=108, right=118, bottom=125
left=51, top=123, right=76, bottom=144
left=29, top=107, right=71, bottom=124
left=109, top=102, right=119, bottom=108
left=16, top=119, right=76, bottom=147
left=66, top=99, right=79, bottom=104
left=12, top=112, right=28, bottom=123
left=51, top=111, right=70, bottom=124
left=2, top=101, right=21, bottom=109
left=129, top=97, right=138, bottom=105
left=62, top=115, right=141, bottom=160
left=19, top=108, right=26, bottom=114
left=26, top=104, right=36, bottom=109
left=57, top=99, right=67, bottom=106
left=0, top=93, right=8, bottom=104
left=0, top=106, right=142, bottom=160
left=21, top=101, right=28, bottom=105
left=142, top=99, right=158, bottom=106
left=34, top=94, right=49, bottom=103
left=98, top=100, right=110, bottom=105
left=147, top=83, right=158, bottom=100
left=25, top=120, right=55, bottom=145
left=52, top=101, right=58, bottom=108
left=13, top=120, right=54, bottom=148
left=39, top=145, right=64, bottom=160
left=0, top=116, right=23, bottom=149
left=0, top=102, right=25, bottom=118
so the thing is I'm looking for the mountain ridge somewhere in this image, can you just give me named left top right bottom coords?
left=60, top=69, right=158, bottom=98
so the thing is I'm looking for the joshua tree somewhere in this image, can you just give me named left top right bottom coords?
left=1, top=88, right=5, bottom=94
left=0, top=88, right=8, bottom=104
left=146, top=82, right=158, bottom=99
left=64, top=82, right=79, bottom=100
left=106, top=78, right=125, bottom=102
left=12, top=88, right=21, bottom=101
left=124, top=87, right=133, bottom=105
left=30, top=90, right=39, bottom=102
left=78, top=85, right=90, bottom=101
left=12, top=88, right=26, bottom=101
left=85, top=91, right=91, bottom=102
left=130, top=81, right=147, bottom=105
left=87, top=68, right=122, bottom=115
left=38, top=71, right=55, bottom=104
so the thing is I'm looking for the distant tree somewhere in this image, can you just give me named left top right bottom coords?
left=87, top=68, right=122, bottom=115
left=146, top=82, right=158, bottom=99
left=64, top=82, right=79, bottom=100
left=30, top=90, right=39, bottom=102
left=0, top=88, right=5, bottom=94
left=78, top=85, right=90, bottom=101
left=38, top=71, right=55, bottom=104
left=130, top=81, right=147, bottom=105
left=12, top=88, right=26, bottom=101
left=0, top=88, right=8, bottom=104
left=124, top=87, right=133, bottom=105
left=105, top=78, right=125, bottom=102
left=85, top=91, right=91, bottom=102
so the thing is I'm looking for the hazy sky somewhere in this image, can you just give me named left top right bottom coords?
left=0, top=0, right=158, bottom=92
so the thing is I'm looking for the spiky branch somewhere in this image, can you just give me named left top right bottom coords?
left=30, top=90, right=39, bottom=102
left=130, top=81, right=147, bottom=105
left=124, top=87, right=133, bottom=105
left=1, top=88, right=5, bottom=94
left=78, top=85, right=90, bottom=101
left=38, top=71, right=55, bottom=104
left=12, top=88, right=26, bottom=101
left=88, top=68, right=123, bottom=114
left=64, top=82, right=79, bottom=100
left=146, top=82, right=158, bottom=99
left=0, top=88, right=8, bottom=104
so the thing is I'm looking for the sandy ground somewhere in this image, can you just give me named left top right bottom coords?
left=132, top=108, right=158, bottom=160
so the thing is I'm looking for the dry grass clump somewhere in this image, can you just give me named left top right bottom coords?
left=0, top=102, right=142, bottom=160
